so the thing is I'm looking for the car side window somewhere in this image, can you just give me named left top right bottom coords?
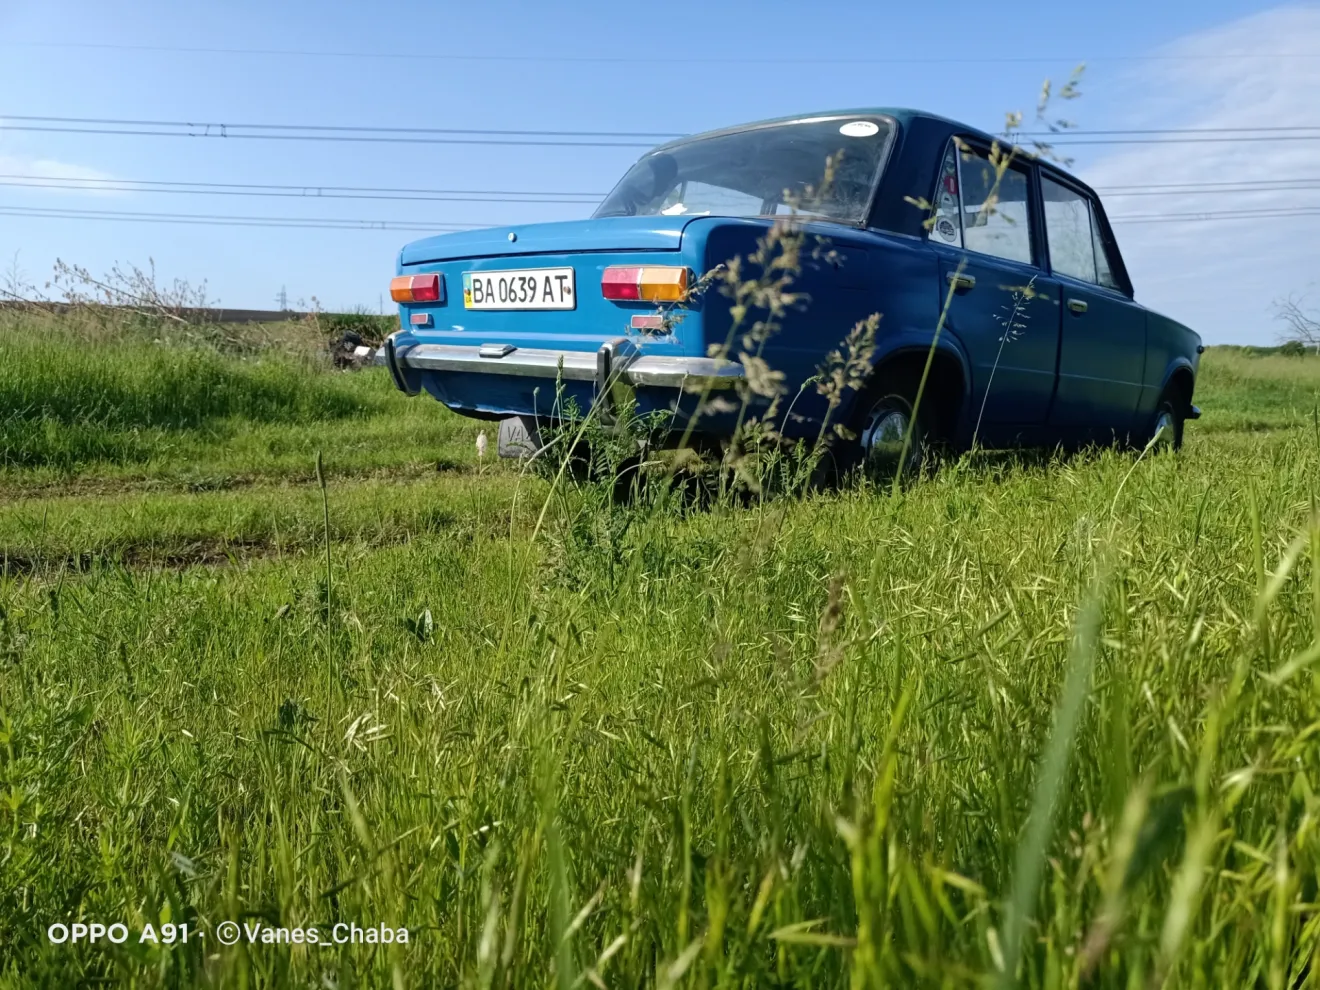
left=1042, top=176, right=1121, bottom=290
left=927, top=142, right=963, bottom=248
left=1091, top=216, right=1120, bottom=290
left=956, top=145, right=1033, bottom=265
left=1042, top=177, right=1097, bottom=282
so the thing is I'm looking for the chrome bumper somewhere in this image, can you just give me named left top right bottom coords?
left=382, top=334, right=744, bottom=396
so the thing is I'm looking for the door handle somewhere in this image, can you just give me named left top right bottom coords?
left=946, top=272, right=976, bottom=292
left=1067, top=298, right=1089, bottom=314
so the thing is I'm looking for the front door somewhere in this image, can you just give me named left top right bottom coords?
left=926, top=141, right=1060, bottom=440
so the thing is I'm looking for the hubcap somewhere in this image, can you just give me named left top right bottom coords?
left=1151, top=409, right=1176, bottom=448
left=861, top=404, right=914, bottom=470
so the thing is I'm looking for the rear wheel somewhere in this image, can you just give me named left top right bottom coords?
left=818, top=372, right=939, bottom=486
left=858, top=392, right=928, bottom=479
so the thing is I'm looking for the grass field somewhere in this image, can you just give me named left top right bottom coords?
left=6, top=311, right=1320, bottom=988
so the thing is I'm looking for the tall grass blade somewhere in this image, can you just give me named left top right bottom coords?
left=998, top=568, right=1107, bottom=988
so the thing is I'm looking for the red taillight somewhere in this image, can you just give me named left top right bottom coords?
left=390, top=273, right=442, bottom=303
left=601, top=266, right=688, bottom=302
left=601, top=267, right=642, bottom=300
left=412, top=275, right=441, bottom=302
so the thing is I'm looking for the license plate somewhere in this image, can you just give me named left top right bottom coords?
left=462, top=267, right=576, bottom=310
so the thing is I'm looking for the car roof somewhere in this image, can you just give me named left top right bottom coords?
left=648, top=108, right=1098, bottom=196
left=648, top=108, right=988, bottom=152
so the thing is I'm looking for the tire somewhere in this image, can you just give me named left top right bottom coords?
left=1146, top=392, right=1186, bottom=452
left=828, top=379, right=936, bottom=484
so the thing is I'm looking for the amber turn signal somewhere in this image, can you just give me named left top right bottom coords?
left=601, top=266, right=689, bottom=302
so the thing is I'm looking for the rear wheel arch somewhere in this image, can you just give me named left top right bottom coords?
left=857, top=345, right=969, bottom=445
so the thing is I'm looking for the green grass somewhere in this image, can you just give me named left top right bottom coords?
left=1193, top=349, right=1320, bottom=433
left=6, top=318, right=1320, bottom=988
left=0, top=323, right=491, bottom=495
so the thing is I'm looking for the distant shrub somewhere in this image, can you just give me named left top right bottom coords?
left=320, top=312, right=397, bottom=346
left=1210, top=343, right=1311, bottom=359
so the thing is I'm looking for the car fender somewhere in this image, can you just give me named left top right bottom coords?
left=1156, top=354, right=1197, bottom=399
left=870, top=328, right=971, bottom=397
left=1140, top=311, right=1200, bottom=420
left=841, top=327, right=972, bottom=427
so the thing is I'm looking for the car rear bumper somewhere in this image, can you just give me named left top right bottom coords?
left=382, top=332, right=744, bottom=397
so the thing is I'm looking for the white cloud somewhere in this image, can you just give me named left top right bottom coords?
left=0, top=153, right=112, bottom=184
left=1077, top=5, right=1320, bottom=344
left=0, top=127, right=117, bottom=194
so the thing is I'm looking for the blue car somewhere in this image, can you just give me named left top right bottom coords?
left=382, top=109, right=1202, bottom=470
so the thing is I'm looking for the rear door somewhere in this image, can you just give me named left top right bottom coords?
left=1039, top=174, right=1146, bottom=438
left=927, top=140, right=1060, bottom=435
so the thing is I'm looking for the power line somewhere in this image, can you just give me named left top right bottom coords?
left=1098, top=177, right=1320, bottom=192
left=1024, top=125, right=1320, bottom=136
left=1109, top=206, right=1320, bottom=223
left=0, top=175, right=604, bottom=204
left=0, top=175, right=603, bottom=197
left=0, top=204, right=485, bottom=231
left=0, top=114, right=683, bottom=139
left=10, top=113, right=1320, bottom=138
left=0, top=123, right=661, bottom=149
left=10, top=114, right=1320, bottom=149
left=4, top=40, right=1319, bottom=64
left=10, top=172, right=1320, bottom=204
left=1099, top=183, right=1320, bottom=197
left=1040, top=136, right=1320, bottom=146
left=3, top=201, right=1316, bottom=232
left=0, top=115, right=674, bottom=149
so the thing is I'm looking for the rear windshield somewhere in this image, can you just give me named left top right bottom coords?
left=594, top=115, right=894, bottom=225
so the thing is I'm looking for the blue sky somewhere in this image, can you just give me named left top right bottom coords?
left=0, top=0, right=1316, bottom=343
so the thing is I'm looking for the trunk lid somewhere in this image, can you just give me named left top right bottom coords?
left=395, top=216, right=712, bottom=360
left=399, top=215, right=697, bottom=265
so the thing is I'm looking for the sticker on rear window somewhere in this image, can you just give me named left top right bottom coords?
left=839, top=120, right=880, bottom=137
